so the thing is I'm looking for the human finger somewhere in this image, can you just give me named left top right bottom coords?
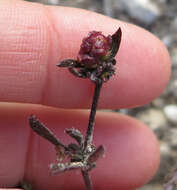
left=0, top=0, right=170, bottom=109
left=0, top=103, right=159, bottom=190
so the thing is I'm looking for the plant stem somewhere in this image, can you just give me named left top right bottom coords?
left=84, top=82, right=103, bottom=150
left=81, top=170, right=93, bottom=190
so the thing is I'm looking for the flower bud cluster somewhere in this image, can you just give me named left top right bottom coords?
left=77, top=31, right=112, bottom=68
left=57, top=28, right=122, bottom=84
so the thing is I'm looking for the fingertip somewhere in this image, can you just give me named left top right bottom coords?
left=92, top=113, right=160, bottom=189
left=103, top=23, right=171, bottom=108
left=44, top=6, right=171, bottom=108
left=0, top=1, right=171, bottom=109
left=0, top=103, right=160, bottom=189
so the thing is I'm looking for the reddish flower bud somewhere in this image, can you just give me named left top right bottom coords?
left=57, top=28, right=122, bottom=83
left=77, top=31, right=113, bottom=68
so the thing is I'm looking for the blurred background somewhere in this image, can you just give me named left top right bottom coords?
left=26, top=0, right=176, bottom=189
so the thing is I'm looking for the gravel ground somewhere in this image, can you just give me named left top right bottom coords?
left=27, top=1, right=176, bottom=189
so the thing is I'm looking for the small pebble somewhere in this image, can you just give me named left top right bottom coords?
left=165, top=129, right=177, bottom=148
left=114, top=0, right=161, bottom=24
left=164, top=105, right=177, bottom=124
left=136, top=109, right=166, bottom=131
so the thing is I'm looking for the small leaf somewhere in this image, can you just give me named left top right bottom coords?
left=110, top=27, right=122, bottom=58
left=65, top=128, right=84, bottom=146
left=50, top=162, right=84, bottom=174
left=88, top=145, right=105, bottom=163
left=57, top=59, right=79, bottom=67
left=29, top=115, right=66, bottom=148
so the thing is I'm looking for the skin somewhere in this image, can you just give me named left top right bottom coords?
left=0, top=0, right=171, bottom=190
